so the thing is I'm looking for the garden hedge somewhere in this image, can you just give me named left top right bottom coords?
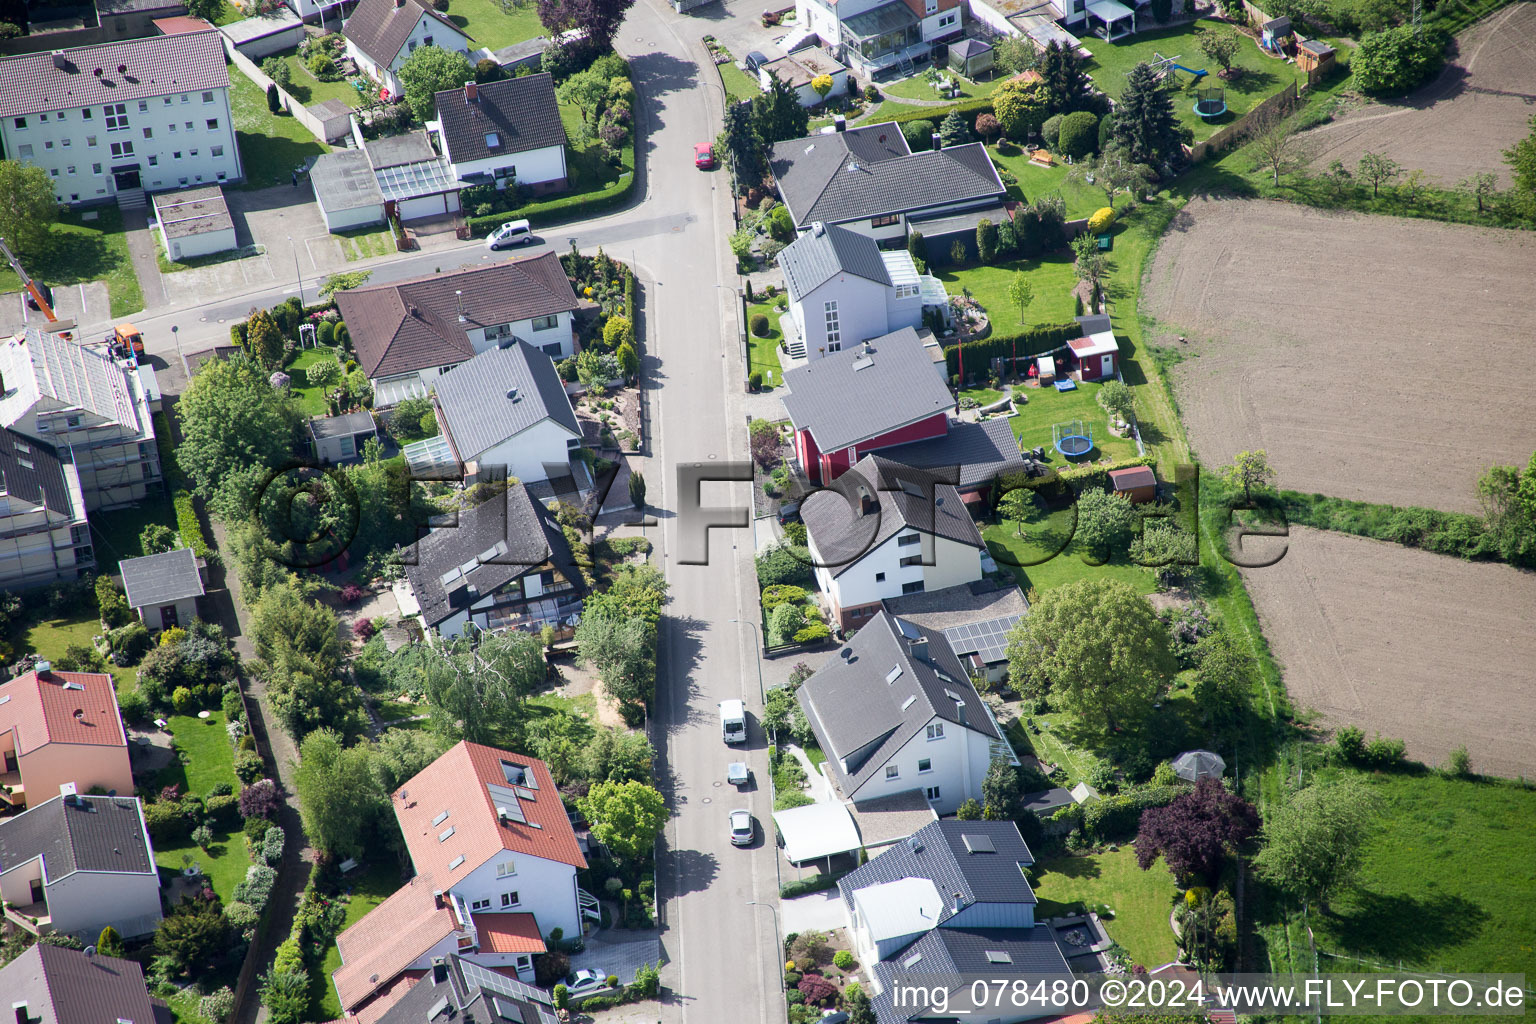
left=174, top=490, right=210, bottom=557
left=943, top=322, right=1080, bottom=379
left=465, top=145, right=637, bottom=236
left=1277, top=489, right=1510, bottom=564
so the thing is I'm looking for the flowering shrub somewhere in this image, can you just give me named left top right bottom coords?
left=239, top=779, right=281, bottom=820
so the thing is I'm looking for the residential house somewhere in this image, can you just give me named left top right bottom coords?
left=0, top=29, right=243, bottom=205
left=798, top=617, right=1013, bottom=814
left=0, top=944, right=170, bottom=1024
left=402, top=340, right=583, bottom=491
left=343, top=0, right=474, bottom=100
left=793, top=0, right=963, bottom=77
left=118, top=547, right=205, bottom=631
left=432, top=76, right=569, bottom=193
left=0, top=668, right=133, bottom=813
left=396, top=481, right=583, bottom=641
left=331, top=742, right=590, bottom=1022
left=882, top=581, right=1028, bottom=685
left=802, top=455, right=987, bottom=627
left=757, top=47, right=848, bottom=107
left=337, top=255, right=579, bottom=407
left=0, top=428, right=94, bottom=590
left=97, top=0, right=191, bottom=43
left=370, top=954, right=559, bottom=1024
left=0, top=786, right=162, bottom=939
left=836, top=820, right=1070, bottom=1024
left=0, top=327, right=162, bottom=511
left=776, top=221, right=949, bottom=361
left=310, top=410, right=379, bottom=464
left=768, top=122, right=1007, bottom=246
left=965, top=0, right=1106, bottom=51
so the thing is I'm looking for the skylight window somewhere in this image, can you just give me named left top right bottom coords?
left=985, top=950, right=1012, bottom=964
left=438, top=825, right=456, bottom=842
left=962, top=833, right=996, bottom=854
left=432, top=810, right=450, bottom=826
left=448, top=854, right=465, bottom=870
left=901, top=695, right=917, bottom=711
left=485, top=132, right=500, bottom=148
left=885, top=666, right=903, bottom=685
left=902, top=952, right=922, bottom=968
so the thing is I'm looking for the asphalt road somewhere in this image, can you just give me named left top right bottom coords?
left=117, top=3, right=782, bottom=1022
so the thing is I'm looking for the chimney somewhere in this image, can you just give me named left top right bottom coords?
left=408, top=303, right=421, bottom=318
left=60, top=781, right=78, bottom=805
left=35, top=659, right=51, bottom=674
left=954, top=699, right=967, bottom=726
left=908, top=635, right=930, bottom=663
left=952, top=892, right=963, bottom=915
left=432, top=889, right=445, bottom=909
left=15, top=1004, right=29, bottom=1024
left=394, top=0, right=405, bottom=7
left=833, top=114, right=846, bottom=132
left=931, top=131, right=942, bottom=151
left=432, top=957, right=448, bottom=984
left=51, top=50, right=67, bottom=70
left=464, top=80, right=477, bottom=103
left=859, top=493, right=876, bottom=516
left=455, top=289, right=465, bottom=322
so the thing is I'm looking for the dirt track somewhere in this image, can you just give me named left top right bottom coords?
left=1143, top=198, right=1536, bottom=514
left=1302, top=2, right=1536, bottom=186
left=1240, top=527, right=1536, bottom=779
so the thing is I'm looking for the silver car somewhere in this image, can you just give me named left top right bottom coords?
left=485, top=219, right=533, bottom=250
left=564, top=968, right=606, bottom=997
left=730, top=808, right=754, bottom=847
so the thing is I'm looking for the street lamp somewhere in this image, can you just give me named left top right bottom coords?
left=287, top=236, right=304, bottom=305
left=730, top=617, right=764, bottom=705
left=745, top=900, right=784, bottom=991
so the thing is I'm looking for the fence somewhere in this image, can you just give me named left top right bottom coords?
left=221, top=34, right=350, bottom=144
left=1187, top=79, right=1300, bottom=163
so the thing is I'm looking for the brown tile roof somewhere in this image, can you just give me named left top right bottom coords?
left=336, top=254, right=578, bottom=380
left=343, top=0, right=471, bottom=71
left=0, top=30, right=228, bottom=120
left=1108, top=466, right=1157, bottom=489
left=435, top=73, right=566, bottom=164
left=392, top=741, right=587, bottom=886
left=472, top=912, right=547, bottom=954
left=0, top=669, right=126, bottom=754
left=151, top=15, right=216, bottom=33
left=333, top=875, right=459, bottom=1012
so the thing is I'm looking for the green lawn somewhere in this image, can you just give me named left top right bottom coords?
left=337, top=226, right=394, bottom=261
left=89, top=492, right=178, bottom=572
left=13, top=610, right=135, bottom=693
left=880, top=69, right=1004, bottom=102
left=314, top=861, right=405, bottom=1020
left=1032, top=847, right=1181, bottom=968
left=984, top=520, right=1157, bottom=597
left=1082, top=21, right=1306, bottom=143
left=1261, top=769, right=1536, bottom=988
left=719, top=61, right=761, bottom=105
left=267, top=47, right=368, bottom=108
left=959, top=386, right=1005, bottom=408
left=987, top=146, right=1110, bottom=218
left=151, top=712, right=246, bottom=904
left=1007, top=378, right=1139, bottom=463
left=228, top=63, right=330, bottom=190
left=441, top=0, right=544, bottom=51
left=940, top=252, right=1080, bottom=330
left=746, top=301, right=786, bottom=386
left=556, top=100, right=635, bottom=195
left=0, top=207, right=143, bottom=319
left=287, top=345, right=344, bottom=415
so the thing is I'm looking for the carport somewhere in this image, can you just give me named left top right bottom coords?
left=774, top=802, right=862, bottom=869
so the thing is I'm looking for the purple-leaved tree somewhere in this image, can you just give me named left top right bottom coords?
left=1135, top=777, right=1259, bottom=883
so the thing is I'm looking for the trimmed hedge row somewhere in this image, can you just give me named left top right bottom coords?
left=1276, top=489, right=1511, bottom=564
left=1056, top=454, right=1157, bottom=492
left=174, top=490, right=210, bottom=557
left=943, top=321, right=1080, bottom=379
left=780, top=872, right=845, bottom=900
left=1051, top=784, right=1181, bottom=843
left=465, top=150, right=637, bottom=237
left=884, top=96, right=995, bottom=128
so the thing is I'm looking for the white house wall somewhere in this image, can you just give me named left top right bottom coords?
left=0, top=87, right=243, bottom=204
left=164, top=225, right=237, bottom=261
left=349, top=13, right=473, bottom=96
left=453, top=850, right=581, bottom=942
left=473, top=417, right=578, bottom=485
left=795, top=274, right=890, bottom=362
left=845, top=714, right=991, bottom=814
left=815, top=531, right=982, bottom=613
left=450, top=144, right=567, bottom=188
left=466, top=311, right=575, bottom=360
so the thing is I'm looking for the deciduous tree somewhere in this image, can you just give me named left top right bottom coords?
left=1190, top=629, right=1255, bottom=726
left=536, top=0, right=635, bottom=54
left=578, top=780, right=667, bottom=861
left=1252, top=776, right=1381, bottom=909
left=1135, top=777, right=1259, bottom=883
left=1246, top=102, right=1306, bottom=187
left=1097, top=379, right=1134, bottom=422
left=1007, top=271, right=1034, bottom=325
left=1505, top=115, right=1536, bottom=200
left=398, top=46, right=476, bottom=121
left=992, top=79, right=1048, bottom=140
left=176, top=352, right=301, bottom=520
left=292, top=728, right=385, bottom=858
left=1356, top=151, right=1401, bottom=198
left=0, top=160, right=58, bottom=254
left=1224, top=449, right=1275, bottom=502
left=1197, top=26, right=1241, bottom=77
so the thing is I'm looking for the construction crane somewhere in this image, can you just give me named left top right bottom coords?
left=0, top=234, right=74, bottom=339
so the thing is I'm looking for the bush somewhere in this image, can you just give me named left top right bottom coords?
left=833, top=950, right=855, bottom=970
left=117, top=688, right=151, bottom=725
left=108, top=622, right=153, bottom=665
left=750, top=313, right=770, bottom=337
left=261, top=824, right=286, bottom=866
left=901, top=118, right=936, bottom=151
left=243, top=814, right=273, bottom=843
left=266, top=83, right=281, bottom=115
left=205, top=793, right=241, bottom=829
left=534, top=951, right=570, bottom=988
left=172, top=686, right=195, bottom=712
left=780, top=873, right=842, bottom=899
left=200, top=987, right=236, bottom=1024
left=798, top=974, right=838, bottom=1006
left=97, top=575, right=130, bottom=628
left=755, top=544, right=814, bottom=590
left=1087, top=206, right=1116, bottom=233
left=786, top=989, right=806, bottom=1006
left=761, top=584, right=808, bottom=610
left=1042, top=114, right=1064, bottom=149
left=239, top=779, right=282, bottom=820
left=1362, top=734, right=1407, bottom=768
left=1080, top=784, right=1181, bottom=843
left=1443, top=745, right=1472, bottom=777
left=143, top=799, right=189, bottom=843
left=1334, top=725, right=1365, bottom=763
left=1058, top=110, right=1099, bottom=159
left=553, top=985, right=569, bottom=1010
left=1353, top=25, right=1446, bottom=95
left=235, top=750, right=266, bottom=784
left=235, top=864, right=278, bottom=912
left=864, top=84, right=880, bottom=101
left=225, top=902, right=259, bottom=930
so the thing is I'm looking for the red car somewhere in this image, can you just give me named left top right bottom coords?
left=694, top=142, right=716, bottom=169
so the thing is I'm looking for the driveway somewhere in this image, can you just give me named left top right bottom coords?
left=569, top=930, right=665, bottom=986
left=781, top=889, right=847, bottom=935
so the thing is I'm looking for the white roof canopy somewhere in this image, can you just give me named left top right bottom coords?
left=773, top=801, right=862, bottom=863
left=1087, top=0, right=1135, bottom=21
left=852, top=877, right=943, bottom=942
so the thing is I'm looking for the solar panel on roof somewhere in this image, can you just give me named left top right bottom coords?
left=896, top=619, right=922, bottom=641
left=962, top=833, right=996, bottom=853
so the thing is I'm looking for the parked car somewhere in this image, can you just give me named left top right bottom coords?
left=694, top=142, right=716, bottom=170
left=745, top=50, right=770, bottom=73
left=565, top=969, right=607, bottom=997
left=485, top=219, right=534, bottom=250
left=728, top=762, right=750, bottom=787
left=730, top=808, right=754, bottom=847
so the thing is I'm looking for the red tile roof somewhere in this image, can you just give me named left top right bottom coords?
left=332, top=875, right=459, bottom=1012
left=0, top=30, right=228, bottom=120
left=0, top=670, right=126, bottom=754
left=472, top=912, right=546, bottom=954
left=392, top=741, right=586, bottom=889
left=1108, top=466, right=1157, bottom=490
left=151, top=14, right=214, bottom=32
left=348, top=970, right=425, bottom=1024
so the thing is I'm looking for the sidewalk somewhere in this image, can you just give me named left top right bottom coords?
left=121, top=206, right=168, bottom=310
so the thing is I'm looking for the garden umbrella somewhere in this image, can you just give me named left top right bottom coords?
left=1171, top=749, right=1226, bottom=782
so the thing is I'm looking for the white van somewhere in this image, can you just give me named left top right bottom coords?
left=485, top=219, right=533, bottom=250
left=719, top=700, right=746, bottom=744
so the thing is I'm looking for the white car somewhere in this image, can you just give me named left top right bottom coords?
left=728, top=762, right=750, bottom=787
left=485, top=219, right=534, bottom=250
left=730, top=808, right=754, bottom=847
left=564, top=969, right=606, bottom=997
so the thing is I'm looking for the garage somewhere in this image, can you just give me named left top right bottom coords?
left=310, top=148, right=386, bottom=233
left=394, top=192, right=453, bottom=220
left=367, top=130, right=464, bottom=224
left=152, top=185, right=238, bottom=262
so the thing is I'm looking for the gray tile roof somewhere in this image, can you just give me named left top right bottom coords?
left=309, top=410, right=378, bottom=441
left=403, top=481, right=581, bottom=628
left=366, top=129, right=439, bottom=170
left=1075, top=312, right=1113, bottom=335
left=0, top=945, right=164, bottom=1024
left=0, top=328, right=144, bottom=435
left=801, top=454, right=982, bottom=580
left=343, top=0, right=470, bottom=71
left=0, top=29, right=228, bottom=120
left=311, top=148, right=387, bottom=214
left=0, top=428, right=72, bottom=516
left=769, top=123, right=1005, bottom=227
left=837, top=819, right=1037, bottom=923
left=118, top=547, right=203, bottom=609
left=797, top=611, right=998, bottom=797
left=869, top=926, right=1070, bottom=1022
left=0, top=793, right=155, bottom=880
left=432, top=340, right=579, bottom=461
left=781, top=327, right=955, bottom=453
left=435, top=73, right=567, bottom=165
left=375, top=954, right=558, bottom=1024
left=778, top=221, right=891, bottom=300
left=885, top=418, right=1026, bottom=490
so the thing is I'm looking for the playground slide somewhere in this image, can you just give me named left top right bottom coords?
left=1170, top=64, right=1208, bottom=78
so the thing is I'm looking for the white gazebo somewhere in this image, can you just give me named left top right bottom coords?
left=1086, top=0, right=1137, bottom=39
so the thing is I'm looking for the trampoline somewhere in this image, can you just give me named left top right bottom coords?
left=1053, top=420, right=1094, bottom=457
left=1194, top=85, right=1227, bottom=118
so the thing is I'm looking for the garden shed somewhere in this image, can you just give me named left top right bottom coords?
left=309, top=410, right=379, bottom=464
left=1108, top=465, right=1157, bottom=503
left=1296, top=37, right=1336, bottom=74
left=947, top=38, right=994, bottom=78
left=119, top=547, right=205, bottom=631
left=309, top=98, right=356, bottom=144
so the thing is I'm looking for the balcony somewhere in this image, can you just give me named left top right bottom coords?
left=3, top=901, right=53, bottom=936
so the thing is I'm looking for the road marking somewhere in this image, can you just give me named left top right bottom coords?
left=78, top=283, right=88, bottom=320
